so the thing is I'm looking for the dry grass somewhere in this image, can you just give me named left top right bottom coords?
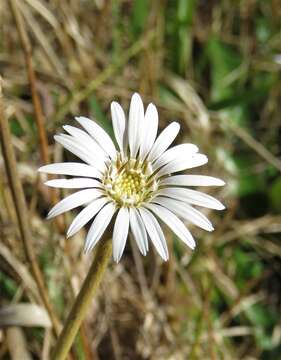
left=1, top=1, right=281, bottom=359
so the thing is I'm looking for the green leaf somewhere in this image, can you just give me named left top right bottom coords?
left=255, top=17, right=272, bottom=44
left=131, top=0, right=150, bottom=36
left=233, top=156, right=266, bottom=197
left=0, top=271, right=17, bottom=298
left=206, top=37, right=242, bottom=102
left=255, top=327, right=275, bottom=351
left=10, top=118, right=24, bottom=137
left=238, top=173, right=265, bottom=197
left=246, top=303, right=276, bottom=329
left=269, top=177, right=281, bottom=213
left=89, top=95, right=113, bottom=138
left=176, top=0, right=196, bottom=74
left=233, top=248, right=263, bottom=288
left=247, top=303, right=278, bottom=351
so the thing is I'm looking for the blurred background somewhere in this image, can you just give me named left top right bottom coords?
left=1, top=0, right=281, bottom=359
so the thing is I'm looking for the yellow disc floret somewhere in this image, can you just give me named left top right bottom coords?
left=103, top=157, right=157, bottom=207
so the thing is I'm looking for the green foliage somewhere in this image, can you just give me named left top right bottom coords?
left=0, top=271, right=17, bottom=298
left=39, top=246, right=65, bottom=315
left=2, top=0, right=281, bottom=358
left=269, top=177, right=281, bottom=213
left=234, top=248, right=263, bottom=288
left=255, top=16, right=272, bottom=44
left=130, top=0, right=150, bottom=37
left=165, top=0, right=196, bottom=74
left=234, top=156, right=266, bottom=197
left=89, top=95, right=114, bottom=137
left=246, top=303, right=278, bottom=350
left=10, top=118, right=24, bottom=137
left=176, top=0, right=196, bottom=74
left=206, top=37, right=242, bottom=103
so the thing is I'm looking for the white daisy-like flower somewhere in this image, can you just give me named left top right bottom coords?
left=39, top=93, right=225, bottom=262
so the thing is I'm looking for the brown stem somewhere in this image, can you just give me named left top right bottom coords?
left=9, top=0, right=49, bottom=164
left=0, top=77, right=61, bottom=336
left=8, top=0, right=65, bottom=232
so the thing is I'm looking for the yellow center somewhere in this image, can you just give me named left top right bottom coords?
left=103, top=158, right=157, bottom=207
left=114, top=171, right=143, bottom=197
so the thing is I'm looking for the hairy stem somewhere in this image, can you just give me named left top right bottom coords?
left=52, top=238, right=112, bottom=360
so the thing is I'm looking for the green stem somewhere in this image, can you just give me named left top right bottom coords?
left=52, top=238, right=112, bottom=360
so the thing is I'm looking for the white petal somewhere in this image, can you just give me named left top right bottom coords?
left=138, top=207, right=169, bottom=261
left=84, top=202, right=116, bottom=253
left=152, top=143, right=199, bottom=171
left=139, top=103, right=159, bottom=160
left=45, top=178, right=103, bottom=189
left=63, top=125, right=108, bottom=159
left=128, top=93, right=144, bottom=158
left=47, top=188, right=103, bottom=219
left=54, top=134, right=91, bottom=164
left=38, top=163, right=102, bottom=178
left=54, top=135, right=106, bottom=172
left=157, top=187, right=225, bottom=210
left=156, top=154, right=208, bottom=178
left=147, top=122, right=180, bottom=162
left=75, top=116, right=117, bottom=160
left=160, top=175, right=225, bottom=187
left=152, top=196, right=214, bottom=232
left=63, top=124, right=93, bottom=140
left=111, top=101, right=127, bottom=155
left=145, top=203, right=196, bottom=249
left=112, top=208, right=130, bottom=262
left=67, top=197, right=109, bottom=237
left=129, top=208, right=148, bottom=255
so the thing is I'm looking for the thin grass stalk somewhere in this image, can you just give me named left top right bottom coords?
left=8, top=0, right=65, bottom=232
left=54, top=30, right=156, bottom=123
left=8, top=0, right=49, bottom=164
left=7, top=5, right=89, bottom=353
left=0, top=77, right=61, bottom=336
left=52, top=237, right=112, bottom=360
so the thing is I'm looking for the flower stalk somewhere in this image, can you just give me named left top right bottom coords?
left=52, top=237, right=112, bottom=360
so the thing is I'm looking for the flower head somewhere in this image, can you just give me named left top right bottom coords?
left=39, top=93, right=225, bottom=262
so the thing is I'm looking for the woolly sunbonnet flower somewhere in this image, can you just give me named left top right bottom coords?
left=39, top=93, right=225, bottom=262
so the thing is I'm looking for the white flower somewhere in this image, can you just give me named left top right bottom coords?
left=39, top=93, right=225, bottom=262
